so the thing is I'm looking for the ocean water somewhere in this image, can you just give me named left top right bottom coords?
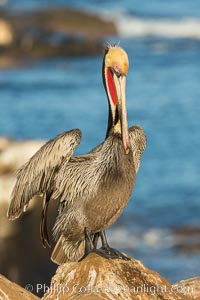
left=0, top=0, right=200, bottom=283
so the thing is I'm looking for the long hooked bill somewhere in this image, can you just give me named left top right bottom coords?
left=113, top=74, right=131, bottom=154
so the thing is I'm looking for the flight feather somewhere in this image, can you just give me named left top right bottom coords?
left=7, top=129, right=81, bottom=220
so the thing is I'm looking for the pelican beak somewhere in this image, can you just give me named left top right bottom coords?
left=103, top=45, right=130, bottom=153
left=112, top=73, right=131, bottom=154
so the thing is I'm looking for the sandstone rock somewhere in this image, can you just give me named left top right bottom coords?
left=0, top=7, right=117, bottom=68
left=0, top=139, right=45, bottom=206
left=172, top=277, right=200, bottom=300
left=0, top=174, right=15, bottom=208
left=0, top=198, right=57, bottom=297
left=0, top=140, right=45, bottom=175
left=42, top=253, right=185, bottom=300
left=172, top=227, right=200, bottom=253
left=0, top=258, right=199, bottom=300
left=0, top=137, right=12, bottom=152
left=0, top=19, right=13, bottom=45
left=0, top=274, right=39, bottom=300
left=0, top=256, right=199, bottom=300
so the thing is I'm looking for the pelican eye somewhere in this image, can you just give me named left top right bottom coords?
left=110, top=66, right=121, bottom=78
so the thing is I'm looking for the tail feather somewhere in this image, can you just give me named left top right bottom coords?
left=51, top=235, right=85, bottom=265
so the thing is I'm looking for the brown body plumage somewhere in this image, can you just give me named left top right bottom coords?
left=7, top=45, right=146, bottom=264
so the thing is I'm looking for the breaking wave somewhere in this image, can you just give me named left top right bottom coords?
left=107, top=11, right=200, bottom=39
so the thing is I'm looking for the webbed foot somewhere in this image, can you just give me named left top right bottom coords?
left=94, top=230, right=130, bottom=260
left=95, top=246, right=130, bottom=260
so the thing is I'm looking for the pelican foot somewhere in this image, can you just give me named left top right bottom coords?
left=94, top=247, right=130, bottom=260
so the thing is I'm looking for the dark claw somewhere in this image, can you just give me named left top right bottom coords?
left=95, top=246, right=130, bottom=260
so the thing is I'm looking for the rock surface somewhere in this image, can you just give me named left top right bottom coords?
left=42, top=253, right=187, bottom=300
left=0, top=7, right=117, bottom=68
left=172, top=227, right=200, bottom=253
left=173, top=277, right=200, bottom=300
left=0, top=19, right=13, bottom=46
left=0, top=139, right=45, bottom=175
left=1, top=254, right=200, bottom=299
left=0, top=274, right=39, bottom=300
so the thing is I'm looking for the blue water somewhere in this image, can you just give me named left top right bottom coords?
left=5, top=0, right=200, bottom=18
left=0, top=0, right=200, bottom=283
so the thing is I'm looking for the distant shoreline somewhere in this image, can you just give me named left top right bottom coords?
left=0, top=7, right=117, bottom=69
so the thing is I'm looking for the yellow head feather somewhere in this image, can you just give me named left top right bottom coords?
left=104, top=45, right=129, bottom=76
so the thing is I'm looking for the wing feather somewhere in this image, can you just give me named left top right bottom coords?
left=7, top=129, right=81, bottom=220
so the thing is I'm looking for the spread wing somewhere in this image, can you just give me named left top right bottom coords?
left=51, top=141, right=103, bottom=212
left=129, top=125, right=146, bottom=173
left=7, top=129, right=81, bottom=220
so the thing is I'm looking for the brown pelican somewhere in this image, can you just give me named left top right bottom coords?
left=7, top=44, right=146, bottom=264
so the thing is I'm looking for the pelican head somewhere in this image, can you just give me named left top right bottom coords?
left=103, top=44, right=130, bottom=154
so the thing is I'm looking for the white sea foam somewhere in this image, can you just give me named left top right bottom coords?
left=107, top=226, right=174, bottom=250
left=118, top=17, right=200, bottom=39
left=104, top=11, right=200, bottom=39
